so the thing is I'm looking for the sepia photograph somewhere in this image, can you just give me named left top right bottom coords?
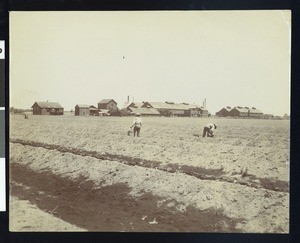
left=9, top=10, right=290, bottom=232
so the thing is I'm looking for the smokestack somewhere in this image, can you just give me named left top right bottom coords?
left=127, top=96, right=129, bottom=103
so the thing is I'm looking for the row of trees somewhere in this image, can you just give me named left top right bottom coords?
left=10, top=107, right=32, bottom=114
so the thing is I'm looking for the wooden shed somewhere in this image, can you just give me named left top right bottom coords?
left=75, top=104, right=90, bottom=116
left=89, top=105, right=99, bottom=116
left=32, top=101, right=64, bottom=115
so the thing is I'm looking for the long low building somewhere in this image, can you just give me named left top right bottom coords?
left=32, top=101, right=64, bottom=115
left=216, top=106, right=263, bottom=118
left=127, top=107, right=161, bottom=116
left=141, top=101, right=209, bottom=117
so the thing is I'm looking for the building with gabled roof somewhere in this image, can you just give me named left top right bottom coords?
left=98, top=99, right=118, bottom=112
left=140, top=101, right=208, bottom=117
left=229, top=106, right=250, bottom=117
left=75, top=104, right=90, bottom=116
left=216, top=106, right=232, bottom=117
left=127, top=107, right=161, bottom=116
left=229, top=106, right=263, bottom=118
left=32, top=101, right=64, bottom=115
left=127, top=102, right=145, bottom=109
left=89, top=105, right=99, bottom=116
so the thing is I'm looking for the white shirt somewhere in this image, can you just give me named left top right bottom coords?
left=132, top=117, right=142, bottom=128
left=205, top=123, right=215, bottom=131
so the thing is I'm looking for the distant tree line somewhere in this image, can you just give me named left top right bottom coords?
left=10, top=107, right=32, bottom=114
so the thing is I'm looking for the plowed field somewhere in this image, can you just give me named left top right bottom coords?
left=9, top=115, right=289, bottom=232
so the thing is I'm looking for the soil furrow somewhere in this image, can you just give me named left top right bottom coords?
left=10, top=163, right=243, bottom=232
left=10, top=139, right=289, bottom=193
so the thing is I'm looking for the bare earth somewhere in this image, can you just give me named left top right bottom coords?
left=9, top=115, right=289, bottom=232
left=10, top=195, right=86, bottom=232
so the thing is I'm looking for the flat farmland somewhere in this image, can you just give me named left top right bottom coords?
left=9, top=115, right=289, bottom=232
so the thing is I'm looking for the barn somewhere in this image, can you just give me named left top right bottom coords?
left=98, top=99, right=118, bottom=112
left=229, top=107, right=249, bottom=117
left=32, top=101, right=64, bottom=115
left=75, top=105, right=90, bottom=116
left=229, top=106, right=263, bottom=118
left=89, top=105, right=99, bottom=116
left=216, top=106, right=232, bottom=117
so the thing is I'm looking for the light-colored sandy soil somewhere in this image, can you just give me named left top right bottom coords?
left=10, top=195, right=86, bottom=232
left=9, top=115, right=290, bottom=232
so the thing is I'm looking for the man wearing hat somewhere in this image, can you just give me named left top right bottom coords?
left=131, top=113, right=142, bottom=137
left=203, top=123, right=217, bottom=137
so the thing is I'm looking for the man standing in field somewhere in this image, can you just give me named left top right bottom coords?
left=203, top=123, right=217, bottom=137
left=131, top=113, right=142, bottom=137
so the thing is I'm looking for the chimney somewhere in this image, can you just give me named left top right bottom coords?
left=127, top=96, right=129, bottom=103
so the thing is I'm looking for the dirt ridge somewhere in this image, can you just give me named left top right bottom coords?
left=10, top=138, right=289, bottom=193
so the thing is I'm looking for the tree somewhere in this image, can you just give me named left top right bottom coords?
left=120, top=108, right=131, bottom=117
left=282, top=113, right=290, bottom=120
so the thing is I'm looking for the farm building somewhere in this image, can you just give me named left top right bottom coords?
left=229, top=106, right=263, bottom=118
left=127, top=107, right=161, bottom=116
left=89, top=105, right=99, bottom=116
left=75, top=104, right=90, bottom=116
left=216, top=106, right=232, bottom=117
left=188, top=107, right=209, bottom=117
left=32, top=101, right=64, bottom=115
left=98, top=99, right=118, bottom=112
left=127, top=102, right=145, bottom=109
left=229, top=107, right=250, bottom=117
left=248, top=107, right=263, bottom=118
left=141, top=101, right=208, bottom=117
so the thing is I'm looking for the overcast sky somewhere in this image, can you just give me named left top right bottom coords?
left=10, top=11, right=290, bottom=115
